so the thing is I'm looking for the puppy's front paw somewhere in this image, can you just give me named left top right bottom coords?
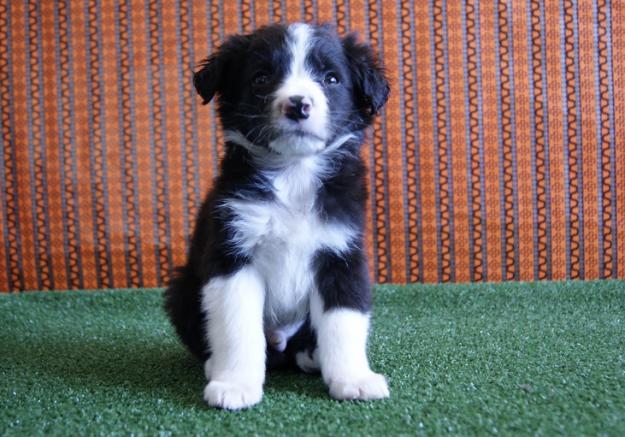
left=203, top=380, right=263, bottom=410
left=328, top=372, right=390, bottom=401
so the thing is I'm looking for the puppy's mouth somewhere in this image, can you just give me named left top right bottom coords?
left=273, top=126, right=326, bottom=143
left=224, top=128, right=355, bottom=161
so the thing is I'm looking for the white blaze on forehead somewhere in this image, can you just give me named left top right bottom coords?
left=288, top=23, right=313, bottom=78
left=269, top=23, right=329, bottom=156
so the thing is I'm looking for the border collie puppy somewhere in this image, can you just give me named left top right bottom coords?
left=164, top=22, right=390, bottom=410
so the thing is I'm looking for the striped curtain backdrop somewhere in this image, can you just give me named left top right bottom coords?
left=1, top=0, right=624, bottom=291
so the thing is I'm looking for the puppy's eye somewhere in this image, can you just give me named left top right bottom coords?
left=324, top=73, right=339, bottom=85
left=252, top=71, right=269, bottom=85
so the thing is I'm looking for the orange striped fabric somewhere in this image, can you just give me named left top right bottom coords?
left=1, top=0, right=624, bottom=291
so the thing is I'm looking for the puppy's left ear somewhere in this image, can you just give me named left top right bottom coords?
left=343, top=34, right=390, bottom=120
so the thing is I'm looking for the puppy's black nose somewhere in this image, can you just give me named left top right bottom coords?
left=283, top=95, right=311, bottom=121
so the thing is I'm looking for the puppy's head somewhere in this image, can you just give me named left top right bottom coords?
left=194, top=23, right=389, bottom=157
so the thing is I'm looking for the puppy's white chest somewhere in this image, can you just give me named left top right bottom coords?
left=254, top=205, right=318, bottom=326
left=224, top=159, right=353, bottom=326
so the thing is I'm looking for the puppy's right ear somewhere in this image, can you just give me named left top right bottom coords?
left=194, top=34, right=251, bottom=105
left=193, top=56, right=219, bottom=105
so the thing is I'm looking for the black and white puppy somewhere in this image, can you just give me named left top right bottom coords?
left=164, top=22, right=390, bottom=410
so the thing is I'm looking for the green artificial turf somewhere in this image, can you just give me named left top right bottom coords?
left=1, top=281, right=624, bottom=435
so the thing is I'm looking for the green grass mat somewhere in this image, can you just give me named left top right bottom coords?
left=1, top=281, right=624, bottom=435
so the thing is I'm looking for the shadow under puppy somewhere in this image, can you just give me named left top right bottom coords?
left=164, top=22, right=390, bottom=410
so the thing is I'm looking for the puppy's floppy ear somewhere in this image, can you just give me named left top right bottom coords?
left=194, top=34, right=251, bottom=105
left=342, top=34, right=390, bottom=119
left=193, top=55, right=219, bottom=105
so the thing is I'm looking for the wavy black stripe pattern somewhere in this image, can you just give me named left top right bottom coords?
left=27, top=0, right=55, bottom=289
left=496, top=0, right=519, bottom=281
left=595, top=0, right=616, bottom=279
left=431, top=0, right=456, bottom=283
left=529, top=0, right=551, bottom=280
left=368, top=0, right=391, bottom=282
left=0, top=1, right=25, bottom=291
left=401, top=0, right=421, bottom=283
left=464, top=0, right=486, bottom=282
left=56, top=0, right=84, bottom=289
left=117, top=0, right=143, bottom=287
left=178, top=0, right=199, bottom=247
left=86, top=0, right=113, bottom=288
left=562, top=0, right=584, bottom=279
left=147, top=0, right=173, bottom=285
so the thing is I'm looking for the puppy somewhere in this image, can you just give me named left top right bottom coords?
left=164, top=22, right=390, bottom=410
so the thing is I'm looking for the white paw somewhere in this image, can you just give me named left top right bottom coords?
left=327, top=372, right=390, bottom=401
left=203, top=380, right=263, bottom=410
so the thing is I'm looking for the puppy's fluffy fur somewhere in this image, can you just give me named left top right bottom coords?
left=164, top=23, right=390, bottom=410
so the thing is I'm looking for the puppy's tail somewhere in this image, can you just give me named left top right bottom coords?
left=163, top=266, right=210, bottom=361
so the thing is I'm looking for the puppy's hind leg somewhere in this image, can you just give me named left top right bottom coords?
left=295, top=348, right=320, bottom=373
left=203, top=358, right=212, bottom=380
left=201, top=266, right=266, bottom=410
